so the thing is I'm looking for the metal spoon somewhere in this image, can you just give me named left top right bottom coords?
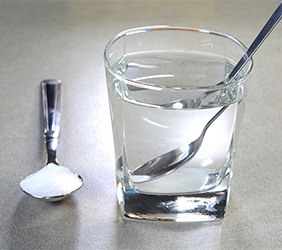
left=20, top=79, right=84, bottom=201
left=131, top=3, right=282, bottom=183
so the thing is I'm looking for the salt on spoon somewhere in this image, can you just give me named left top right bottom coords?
left=20, top=79, right=83, bottom=202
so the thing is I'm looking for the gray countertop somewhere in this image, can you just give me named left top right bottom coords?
left=1, top=0, right=282, bottom=249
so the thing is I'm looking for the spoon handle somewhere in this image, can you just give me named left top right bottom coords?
left=41, top=79, right=62, bottom=164
left=227, top=2, right=282, bottom=82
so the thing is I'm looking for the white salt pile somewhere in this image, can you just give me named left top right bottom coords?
left=20, top=163, right=83, bottom=198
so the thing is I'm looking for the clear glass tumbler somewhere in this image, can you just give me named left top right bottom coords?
left=104, top=26, right=253, bottom=222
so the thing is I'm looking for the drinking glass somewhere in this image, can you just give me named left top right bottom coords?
left=104, top=26, right=253, bottom=222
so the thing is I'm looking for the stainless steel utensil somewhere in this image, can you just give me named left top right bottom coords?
left=131, top=3, right=282, bottom=183
left=20, top=79, right=84, bottom=201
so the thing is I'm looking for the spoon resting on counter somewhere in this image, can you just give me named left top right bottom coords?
left=20, top=79, right=84, bottom=202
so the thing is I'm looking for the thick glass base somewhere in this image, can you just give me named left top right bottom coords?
left=117, top=178, right=230, bottom=222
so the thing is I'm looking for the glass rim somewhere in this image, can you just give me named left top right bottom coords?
left=104, top=25, right=254, bottom=91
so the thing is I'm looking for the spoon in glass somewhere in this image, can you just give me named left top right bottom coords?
left=20, top=79, right=84, bottom=201
left=131, top=2, right=282, bottom=183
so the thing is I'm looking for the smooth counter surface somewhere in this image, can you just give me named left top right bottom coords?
left=0, top=1, right=281, bottom=249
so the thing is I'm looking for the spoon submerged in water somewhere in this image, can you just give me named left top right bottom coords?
left=131, top=3, right=282, bottom=183
left=20, top=79, right=84, bottom=201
